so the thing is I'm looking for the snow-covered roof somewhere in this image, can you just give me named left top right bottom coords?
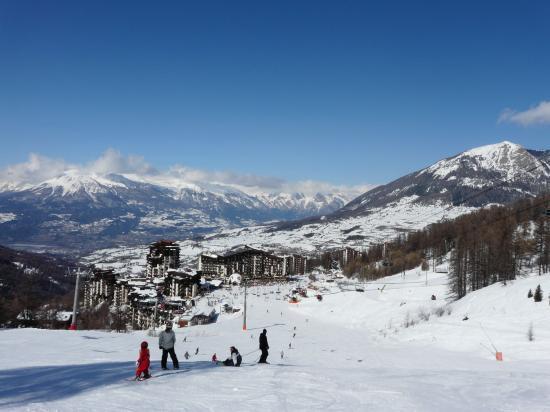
left=228, top=273, right=242, bottom=284
left=56, top=311, right=72, bottom=322
left=131, top=288, right=157, bottom=297
left=128, top=281, right=147, bottom=287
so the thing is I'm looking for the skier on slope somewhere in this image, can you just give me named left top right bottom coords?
left=135, top=341, right=151, bottom=380
left=222, top=346, right=242, bottom=367
left=258, top=329, right=269, bottom=363
left=159, top=321, right=179, bottom=370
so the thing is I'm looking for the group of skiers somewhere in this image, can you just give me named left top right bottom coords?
left=135, top=321, right=179, bottom=380
left=135, top=323, right=270, bottom=380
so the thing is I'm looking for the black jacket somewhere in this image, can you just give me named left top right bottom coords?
left=259, top=333, right=269, bottom=350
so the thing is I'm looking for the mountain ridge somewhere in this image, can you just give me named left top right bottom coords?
left=0, top=169, right=353, bottom=253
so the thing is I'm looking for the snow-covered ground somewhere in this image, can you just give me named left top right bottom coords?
left=0, top=212, right=16, bottom=224
left=2, top=269, right=550, bottom=411
left=83, top=198, right=475, bottom=274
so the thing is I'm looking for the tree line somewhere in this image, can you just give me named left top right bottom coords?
left=337, top=194, right=550, bottom=299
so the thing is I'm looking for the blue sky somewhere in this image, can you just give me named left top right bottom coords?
left=0, top=0, right=549, bottom=187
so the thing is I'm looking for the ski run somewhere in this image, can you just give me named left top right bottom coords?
left=2, top=266, right=550, bottom=411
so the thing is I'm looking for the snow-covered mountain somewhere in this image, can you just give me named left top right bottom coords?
left=146, top=141, right=550, bottom=258
left=0, top=169, right=351, bottom=252
left=336, top=141, right=549, bottom=217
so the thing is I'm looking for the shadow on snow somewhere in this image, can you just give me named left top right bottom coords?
left=0, top=360, right=216, bottom=408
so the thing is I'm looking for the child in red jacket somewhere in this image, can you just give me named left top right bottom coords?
left=135, top=341, right=151, bottom=380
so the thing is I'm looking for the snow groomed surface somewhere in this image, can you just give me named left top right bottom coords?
left=2, top=268, right=550, bottom=411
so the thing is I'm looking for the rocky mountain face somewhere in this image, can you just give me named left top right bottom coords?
left=0, top=170, right=350, bottom=253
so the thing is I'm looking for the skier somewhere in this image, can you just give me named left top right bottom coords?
left=195, top=347, right=199, bottom=355
left=222, top=346, right=242, bottom=367
left=184, top=351, right=190, bottom=360
left=159, top=321, right=179, bottom=370
left=280, top=350, right=284, bottom=359
left=135, top=341, right=151, bottom=380
left=258, top=329, right=269, bottom=363
left=212, top=353, right=217, bottom=363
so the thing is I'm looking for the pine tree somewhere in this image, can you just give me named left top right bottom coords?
left=527, top=289, right=533, bottom=298
left=534, top=284, right=543, bottom=302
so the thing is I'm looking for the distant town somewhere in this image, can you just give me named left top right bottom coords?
left=83, top=240, right=362, bottom=330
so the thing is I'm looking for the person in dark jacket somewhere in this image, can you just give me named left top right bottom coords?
left=159, top=322, right=179, bottom=370
left=258, top=329, right=269, bottom=363
left=222, top=346, right=242, bottom=367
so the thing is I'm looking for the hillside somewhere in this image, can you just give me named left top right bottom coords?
left=0, top=245, right=78, bottom=325
left=2, top=268, right=550, bottom=411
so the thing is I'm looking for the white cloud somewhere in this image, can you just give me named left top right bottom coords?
left=499, top=101, right=550, bottom=126
left=279, top=180, right=375, bottom=199
left=166, top=166, right=285, bottom=190
left=0, top=153, right=74, bottom=185
left=87, top=148, right=157, bottom=175
left=0, top=149, right=375, bottom=199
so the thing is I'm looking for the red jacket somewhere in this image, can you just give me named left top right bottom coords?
left=136, top=345, right=150, bottom=376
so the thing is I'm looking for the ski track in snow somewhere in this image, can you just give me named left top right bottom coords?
left=2, top=269, right=550, bottom=411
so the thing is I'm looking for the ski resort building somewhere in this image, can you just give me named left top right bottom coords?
left=146, top=240, right=180, bottom=278
left=198, top=253, right=227, bottom=277
left=83, top=269, right=117, bottom=308
left=83, top=248, right=203, bottom=330
left=197, top=246, right=307, bottom=280
left=165, top=271, right=201, bottom=298
left=283, top=254, right=308, bottom=276
left=332, top=247, right=362, bottom=266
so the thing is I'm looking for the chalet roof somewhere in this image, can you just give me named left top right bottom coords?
left=150, top=240, right=179, bottom=248
left=201, top=253, right=219, bottom=259
left=127, top=280, right=147, bottom=287
left=201, top=279, right=223, bottom=288
left=165, top=296, right=184, bottom=302
left=92, top=268, right=116, bottom=279
left=221, top=244, right=271, bottom=257
left=167, top=269, right=194, bottom=275
left=129, top=287, right=156, bottom=297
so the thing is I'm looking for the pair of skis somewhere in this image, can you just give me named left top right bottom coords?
left=128, top=369, right=187, bottom=381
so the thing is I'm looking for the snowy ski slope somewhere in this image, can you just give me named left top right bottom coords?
left=2, top=268, right=550, bottom=411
